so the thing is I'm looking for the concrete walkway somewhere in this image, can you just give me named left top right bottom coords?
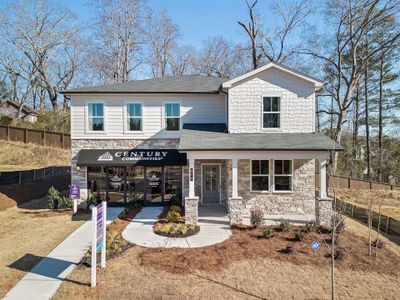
left=122, top=205, right=231, bottom=248
left=4, top=207, right=124, bottom=300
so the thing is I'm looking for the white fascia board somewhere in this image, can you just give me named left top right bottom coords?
left=222, top=62, right=324, bottom=91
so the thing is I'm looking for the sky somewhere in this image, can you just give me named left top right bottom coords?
left=54, top=0, right=323, bottom=49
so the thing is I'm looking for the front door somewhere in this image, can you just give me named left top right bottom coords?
left=202, top=164, right=220, bottom=204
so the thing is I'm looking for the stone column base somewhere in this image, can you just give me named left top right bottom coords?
left=316, top=197, right=333, bottom=226
left=228, top=197, right=244, bottom=225
left=185, top=197, right=199, bottom=225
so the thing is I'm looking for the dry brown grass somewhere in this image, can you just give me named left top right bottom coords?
left=53, top=215, right=400, bottom=299
left=334, top=189, right=400, bottom=220
left=0, top=140, right=70, bottom=171
left=0, top=195, right=88, bottom=298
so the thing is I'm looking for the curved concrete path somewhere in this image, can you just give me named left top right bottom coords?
left=122, top=206, right=231, bottom=248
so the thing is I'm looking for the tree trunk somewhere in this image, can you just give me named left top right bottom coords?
left=351, top=84, right=360, bottom=178
left=377, top=55, right=384, bottom=182
left=364, top=48, right=371, bottom=180
left=39, top=89, right=45, bottom=112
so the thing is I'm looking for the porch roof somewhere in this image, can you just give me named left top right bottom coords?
left=178, top=130, right=343, bottom=151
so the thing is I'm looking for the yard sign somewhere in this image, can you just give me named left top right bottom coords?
left=91, top=201, right=107, bottom=288
left=69, top=185, right=80, bottom=213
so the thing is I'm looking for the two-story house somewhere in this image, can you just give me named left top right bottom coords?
left=63, top=63, right=342, bottom=225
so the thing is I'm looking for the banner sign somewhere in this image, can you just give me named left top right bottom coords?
left=69, top=185, right=80, bottom=200
left=77, top=149, right=187, bottom=167
left=91, top=202, right=107, bottom=288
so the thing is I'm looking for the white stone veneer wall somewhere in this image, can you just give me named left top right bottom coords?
left=71, top=139, right=179, bottom=201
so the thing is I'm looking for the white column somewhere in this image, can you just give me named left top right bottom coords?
left=232, top=159, right=238, bottom=198
left=320, top=159, right=327, bottom=199
left=189, top=158, right=195, bottom=197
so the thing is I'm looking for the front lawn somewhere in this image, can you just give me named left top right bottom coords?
left=53, top=216, right=400, bottom=299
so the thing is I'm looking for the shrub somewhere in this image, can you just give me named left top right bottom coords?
left=262, top=227, right=274, bottom=239
left=279, top=220, right=291, bottom=232
left=84, top=191, right=97, bottom=209
left=170, top=205, right=182, bottom=214
left=294, top=231, right=305, bottom=241
left=250, top=208, right=264, bottom=227
left=59, top=196, right=72, bottom=209
left=372, top=239, right=385, bottom=249
left=166, top=210, right=181, bottom=222
left=47, top=186, right=60, bottom=209
left=303, top=222, right=317, bottom=233
left=332, top=213, right=346, bottom=234
left=280, top=245, right=294, bottom=254
left=154, top=223, right=199, bottom=238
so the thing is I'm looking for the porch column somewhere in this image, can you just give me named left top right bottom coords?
left=319, top=159, right=327, bottom=199
left=232, top=159, right=238, bottom=198
left=185, top=158, right=199, bottom=225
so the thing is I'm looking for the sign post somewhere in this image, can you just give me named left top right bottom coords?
left=69, top=185, right=80, bottom=214
left=91, top=201, right=107, bottom=288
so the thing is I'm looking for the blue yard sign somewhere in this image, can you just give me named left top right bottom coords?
left=96, top=203, right=104, bottom=252
left=311, top=241, right=321, bottom=250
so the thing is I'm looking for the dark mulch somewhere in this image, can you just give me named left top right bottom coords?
left=138, top=225, right=400, bottom=277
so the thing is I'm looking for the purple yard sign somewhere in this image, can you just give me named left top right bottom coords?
left=69, top=185, right=80, bottom=200
left=96, top=203, right=104, bottom=252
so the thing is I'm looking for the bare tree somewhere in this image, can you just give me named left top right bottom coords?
left=260, top=0, right=315, bottom=63
left=168, top=45, right=197, bottom=76
left=301, top=0, right=400, bottom=171
left=145, top=9, right=180, bottom=78
left=90, top=0, right=145, bottom=83
left=238, top=0, right=262, bottom=70
left=0, top=0, right=83, bottom=110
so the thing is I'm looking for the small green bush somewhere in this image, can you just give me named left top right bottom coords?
left=279, top=220, right=291, bottom=232
left=250, top=208, right=264, bottom=227
left=170, top=205, right=182, bottom=214
left=47, top=186, right=60, bottom=209
left=166, top=210, right=180, bottom=222
left=303, top=222, right=317, bottom=233
left=294, top=231, right=305, bottom=241
left=262, top=227, right=274, bottom=239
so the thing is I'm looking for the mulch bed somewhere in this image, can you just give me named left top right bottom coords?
left=0, top=175, right=70, bottom=211
left=138, top=225, right=400, bottom=277
left=153, top=222, right=200, bottom=238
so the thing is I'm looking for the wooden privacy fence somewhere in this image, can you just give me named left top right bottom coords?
left=316, top=174, right=400, bottom=191
left=0, top=125, right=71, bottom=149
left=0, top=166, right=70, bottom=185
left=337, top=199, right=400, bottom=240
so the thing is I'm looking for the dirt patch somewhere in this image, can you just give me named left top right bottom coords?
left=0, top=175, right=69, bottom=211
left=0, top=194, right=88, bottom=298
left=334, top=189, right=400, bottom=220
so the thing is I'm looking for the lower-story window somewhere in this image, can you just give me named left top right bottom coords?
left=251, top=160, right=269, bottom=191
left=274, top=160, right=293, bottom=191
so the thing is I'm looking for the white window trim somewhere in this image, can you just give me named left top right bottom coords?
left=85, top=101, right=106, bottom=134
left=261, top=95, right=282, bottom=131
left=124, top=101, right=144, bottom=134
left=272, top=159, right=294, bottom=193
left=163, top=101, right=181, bottom=132
left=250, top=159, right=270, bottom=193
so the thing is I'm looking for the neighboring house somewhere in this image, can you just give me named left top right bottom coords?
left=0, top=100, right=39, bottom=123
left=63, top=62, right=343, bottom=225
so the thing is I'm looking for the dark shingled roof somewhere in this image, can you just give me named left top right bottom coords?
left=62, top=76, right=226, bottom=94
left=182, top=123, right=227, bottom=133
left=178, top=130, right=343, bottom=151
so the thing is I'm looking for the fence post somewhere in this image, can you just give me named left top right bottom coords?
left=42, top=130, right=46, bottom=146
left=33, top=169, right=36, bottom=181
left=24, top=128, right=28, bottom=143
left=52, top=166, right=55, bottom=177
left=385, top=218, right=390, bottom=234
left=61, top=133, right=65, bottom=149
left=369, top=181, right=372, bottom=190
left=348, top=177, right=351, bottom=189
left=6, top=125, right=10, bottom=141
left=18, top=171, right=22, bottom=184
left=351, top=205, right=355, bottom=218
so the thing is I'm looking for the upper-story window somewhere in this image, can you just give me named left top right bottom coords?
left=274, top=160, right=293, bottom=191
left=88, top=103, right=104, bottom=131
left=263, top=97, right=280, bottom=128
left=165, top=103, right=180, bottom=131
left=127, top=103, right=142, bottom=131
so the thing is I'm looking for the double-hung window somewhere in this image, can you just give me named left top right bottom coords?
left=165, top=103, right=180, bottom=131
left=88, top=103, right=104, bottom=131
left=126, top=103, right=142, bottom=131
left=251, top=160, right=269, bottom=191
left=274, top=160, right=293, bottom=191
left=263, top=97, right=280, bottom=128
